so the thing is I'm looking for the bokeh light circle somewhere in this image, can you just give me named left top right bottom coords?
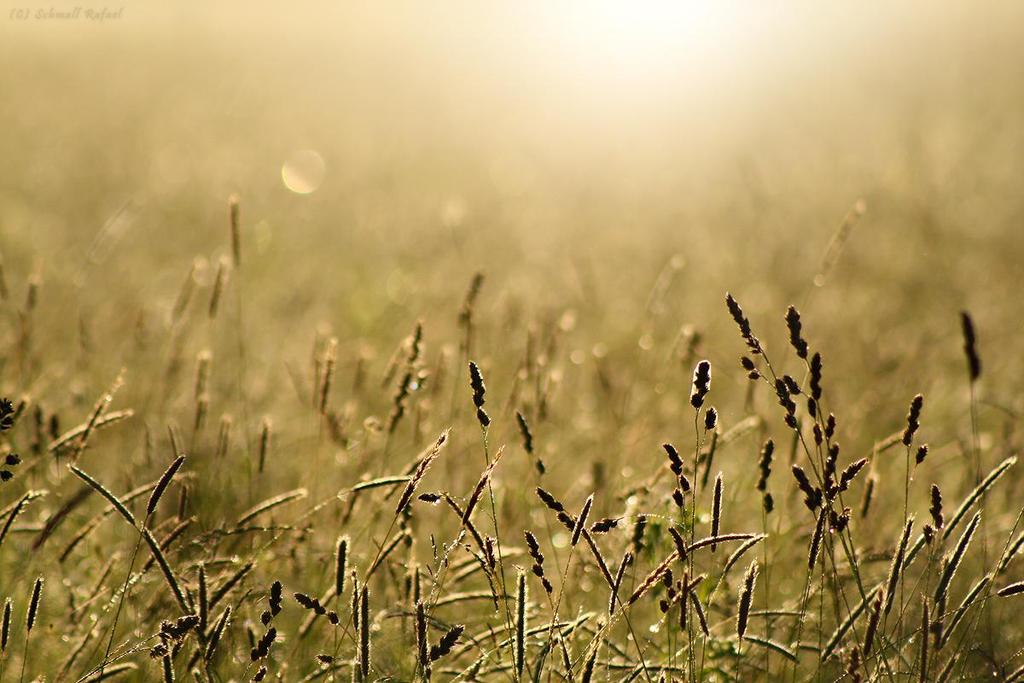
left=281, top=150, right=326, bottom=194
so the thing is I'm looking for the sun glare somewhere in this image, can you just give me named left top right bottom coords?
left=550, top=0, right=752, bottom=77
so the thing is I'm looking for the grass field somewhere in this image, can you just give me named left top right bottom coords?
left=2, top=2, right=1024, bottom=681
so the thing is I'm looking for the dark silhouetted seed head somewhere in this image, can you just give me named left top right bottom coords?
left=785, top=305, right=809, bottom=359
left=737, top=561, right=758, bottom=638
left=26, top=577, right=43, bottom=632
left=902, top=394, right=924, bottom=446
left=961, top=311, right=981, bottom=382
left=515, top=411, right=533, bottom=454
left=725, top=293, right=763, bottom=355
left=930, top=485, right=944, bottom=530
left=690, top=360, right=711, bottom=409
left=704, top=406, right=718, bottom=431
left=468, top=361, right=490, bottom=427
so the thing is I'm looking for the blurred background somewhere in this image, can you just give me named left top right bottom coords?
left=4, top=1, right=1024, bottom=415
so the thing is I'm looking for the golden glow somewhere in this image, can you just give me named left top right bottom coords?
left=544, top=0, right=755, bottom=77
